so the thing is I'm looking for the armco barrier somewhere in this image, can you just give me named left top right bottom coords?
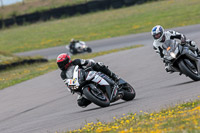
left=87, top=0, right=110, bottom=12
left=0, top=20, right=2, bottom=28
left=123, top=0, right=136, bottom=6
left=0, top=0, right=158, bottom=29
left=3, top=18, right=15, bottom=27
left=75, top=4, right=88, bottom=14
left=25, top=12, right=40, bottom=23
left=15, top=16, right=24, bottom=25
left=111, top=0, right=124, bottom=8
left=40, top=11, right=51, bottom=21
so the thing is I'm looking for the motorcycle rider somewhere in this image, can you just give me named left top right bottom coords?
left=69, top=38, right=79, bottom=51
left=151, top=25, right=200, bottom=73
left=56, top=53, right=120, bottom=108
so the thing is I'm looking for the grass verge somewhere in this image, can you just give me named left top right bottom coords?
left=0, top=0, right=200, bottom=53
left=0, top=51, right=47, bottom=70
left=0, top=44, right=143, bottom=90
left=68, top=97, right=200, bottom=133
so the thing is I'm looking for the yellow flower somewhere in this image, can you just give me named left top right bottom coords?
left=126, top=120, right=130, bottom=124
left=132, top=25, right=140, bottom=29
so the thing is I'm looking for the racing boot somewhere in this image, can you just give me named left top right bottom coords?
left=190, top=41, right=200, bottom=56
left=77, top=96, right=91, bottom=108
left=187, top=40, right=200, bottom=56
left=196, top=48, right=200, bottom=57
left=110, top=72, right=120, bottom=84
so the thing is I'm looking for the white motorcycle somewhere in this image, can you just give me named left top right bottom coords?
left=66, top=41, right=92, bottom=54
left=65, top=65, right=136, bottom=107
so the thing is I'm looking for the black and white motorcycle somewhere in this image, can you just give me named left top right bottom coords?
left=66, top=41, right=92, bottom=55
left=65, top=65, right=136, bottom=107
left=163, top=40, right=200, bottom=81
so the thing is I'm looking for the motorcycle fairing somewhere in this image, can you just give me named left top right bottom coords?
left=86, top=71, right=109, bottom=86
left=182, top=47, right=200, bottom=73
left=118, top=78, right=127, bottom=85
left=66, top=65, right=80, bottom=89
left=84, top=83, right=111, bottom=101
left=75, top=41, right=86, bottom=52
left=163, top=40, right=200, bottom=74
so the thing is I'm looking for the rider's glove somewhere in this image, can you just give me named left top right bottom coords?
left=165, top=64, right=174, bottom=74
left=163, top=59, right=170, bottom=63
left=180, top=34, right=186, bottom=45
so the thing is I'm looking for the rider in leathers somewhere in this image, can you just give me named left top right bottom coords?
left=56, top=53, right=119, bottom=108
left=69, top=38, right=79, bottom=51
left=151, top=25, right=200, bottom=73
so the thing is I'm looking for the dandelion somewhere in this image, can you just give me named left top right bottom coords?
left=132, top=25, right=140, bottom=29
left=125, top=120, right=130, bottom=124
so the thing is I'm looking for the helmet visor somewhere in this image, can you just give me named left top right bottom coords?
left=153, top=33, right=162, bottom=40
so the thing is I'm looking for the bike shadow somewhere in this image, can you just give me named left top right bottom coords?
left=164, top=80, right=196, bottom=88
left=77, top=101, right=129, bottom=113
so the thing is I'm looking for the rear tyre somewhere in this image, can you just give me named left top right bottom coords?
left=83, top=87, right=110, bottom=107
left=121, top=83, right=136, bottom=101
left=178, top=59, right=200, bottom=81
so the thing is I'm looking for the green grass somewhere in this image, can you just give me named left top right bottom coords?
left=0, top=44, right=143, bottom=90
left=0, top=50, right=45, bottom=66
left=68, top=97, right=200, bottom=133
left=0, top=61, right=56, bottom=90
left=0, top=0, right=200, bottom=53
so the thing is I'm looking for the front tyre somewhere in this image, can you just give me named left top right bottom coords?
left=83, top=87, right=110, bottom=107
left=87, top=47, right=92, bottom=53
left=121, top=83, right=136, bottom=101
left=178, top=59, right=200, bottom=81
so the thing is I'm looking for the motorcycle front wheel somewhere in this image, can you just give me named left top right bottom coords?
left=178, top=59, right=200, bottom=81
left=83, top=86, right=110, bottom=107
left=87, top=47, right=92, bottom=53
left=121, top=83, right=136, bottom=101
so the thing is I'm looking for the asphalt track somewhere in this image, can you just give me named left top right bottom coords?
left=1, top=24, right=200, bottom=133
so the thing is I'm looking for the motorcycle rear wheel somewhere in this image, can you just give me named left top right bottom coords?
left=83, top=87, right=110, bottom=107
left=178, top=59, right=200, bottom=81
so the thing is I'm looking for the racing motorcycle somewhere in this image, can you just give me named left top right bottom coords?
left=162, top=40, right=200, bottom=81
left=66, top=41, right=92, bottom=54
left=65, top=65, right=136, bottom=107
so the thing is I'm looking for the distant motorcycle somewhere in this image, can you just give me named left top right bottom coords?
left=163, top=40, right=200, bottom=81
left=65, top=65, right=136, bottom=107
left=66, top=41, right=92, bottom=54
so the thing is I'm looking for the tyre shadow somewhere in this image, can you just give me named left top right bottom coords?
left=164, top=80, right=196, bottom=88
left=76, top=100, right=132, bottom=113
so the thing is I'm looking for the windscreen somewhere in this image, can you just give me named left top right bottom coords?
left=162, top=40, right=178, bottom=52
left=65, top=66, right=75, bottom=79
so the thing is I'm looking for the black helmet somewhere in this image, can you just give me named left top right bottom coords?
left=56, top=53, right=72, bottom=70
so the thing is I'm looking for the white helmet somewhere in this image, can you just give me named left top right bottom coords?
left=151, top=25, right=164, bottom=42
left=71, top=38, right=75, bottom=42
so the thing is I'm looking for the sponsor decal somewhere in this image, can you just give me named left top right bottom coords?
left=73, top=78, right=77, bottom=84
